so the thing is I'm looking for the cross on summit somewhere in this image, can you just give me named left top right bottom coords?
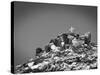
left=69, top=26, right=75, bottom=33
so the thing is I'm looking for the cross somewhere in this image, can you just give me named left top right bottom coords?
left=69, top=26, right=75, bottom=33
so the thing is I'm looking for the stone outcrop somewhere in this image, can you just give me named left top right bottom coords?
left=15, top=27, right=97, bottom=73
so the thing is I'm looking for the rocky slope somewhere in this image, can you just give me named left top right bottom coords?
left=15, top=27, right=97, bottom=73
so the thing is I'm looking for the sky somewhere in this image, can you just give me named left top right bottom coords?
left=14, top=1, right=97, bottom=67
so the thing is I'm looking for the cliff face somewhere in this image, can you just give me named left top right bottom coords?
left=15, top=27, right=97, bottom=73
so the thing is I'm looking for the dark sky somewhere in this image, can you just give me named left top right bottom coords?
left=14, top=2, right=97, bottom=67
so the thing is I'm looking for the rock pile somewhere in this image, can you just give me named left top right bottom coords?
left=15, top=27, right=97, bottom=73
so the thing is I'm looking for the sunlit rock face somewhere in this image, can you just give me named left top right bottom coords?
left=15, top=27, right=97, bottom=74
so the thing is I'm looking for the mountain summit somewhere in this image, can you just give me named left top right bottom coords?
left=15, top=27, right=97, bottom=73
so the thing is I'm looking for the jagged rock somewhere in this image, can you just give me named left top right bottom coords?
left=15, top=27, right=97, bottom=73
